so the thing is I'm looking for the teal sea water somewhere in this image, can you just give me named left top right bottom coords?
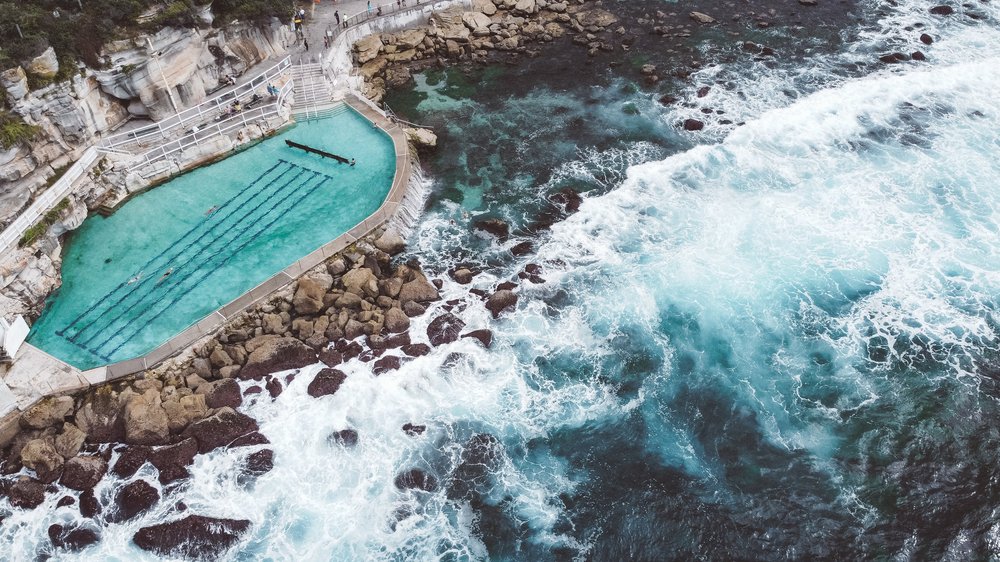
left=5, top=0, right=1000, bottom=559
left=27, top=108, right=395, bottom=369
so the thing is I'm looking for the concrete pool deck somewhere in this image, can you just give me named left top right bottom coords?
left=0, top=94, right=413, bottom=429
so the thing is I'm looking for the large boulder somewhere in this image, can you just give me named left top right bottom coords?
left=354, top=34, right=384, bottom=64
left=307, top=368, right=347, bottom=398
left=48, top=523, right=99, bottom=552
left=462, top=329, right=493, bottom=348
left=183, top=408, right=259, bottom=454
left=199, top=379, right=242, bottom=409
left=76, top=386, right=125, bottom=443
left=8, top=476, right=46, bottom=509
left=427, top=313, right=467, bottom=346
left=114, top=479, right=159, bottom=521
left=111, top=446, right=151, bottom=479
left=20, top=438, right=64, bottom=482
left=244, top=449, right=274, bottom=477
left=384, top=307, right=410, bottom=334
left=0, top=66, right=28, bottom=101
left=473, top=218, right=509, bottom=240
left=124, top=390, right=170, bottom=446
left=240, top=336, right=317, bottom=380
left=576, top=8, right=618, bottom=27
left=162, top=394, right=209, bottom=434
left=513, top=0, right=537, bottom=14
left=149, top=438, right=199, bottom=474
left=293, top=273, right=332, bottom=315
left=486, top=290, right=518, bottom=318
left=394, top=468, right=438, bottom=492
left=54, top=423, right=87, bottom=459
left=463, top=11, right=493, bottom=29
left=132, top=515, right=252, bottom=559
left=374, top=230, right=406, bottom=255
left=398, top=275, right=439, bottom=305
left=20, top=396, right=74, bottom=429
left=689, top=11, right=715, bottom=23
left=26, top=46, right=59, bottom=79
left=341, top=267, right=378, bottom=297
left=59, top=456, right=108, bottom=491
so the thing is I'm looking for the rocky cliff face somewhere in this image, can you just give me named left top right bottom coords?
left=0, top=19, right=294, bottom=231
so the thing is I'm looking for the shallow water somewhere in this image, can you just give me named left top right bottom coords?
left=28, top=108, right=395, bottom=369
left=6, top=0, right=1000, bottom=559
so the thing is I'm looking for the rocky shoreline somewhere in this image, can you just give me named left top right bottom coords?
left=0, top=216, right=540, bottom=555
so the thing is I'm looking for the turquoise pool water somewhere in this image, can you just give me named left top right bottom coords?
left=28, top=107, right=396, bottom=370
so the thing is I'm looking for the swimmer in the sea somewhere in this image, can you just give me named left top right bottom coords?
left=156, top=268, right=174, bottom=285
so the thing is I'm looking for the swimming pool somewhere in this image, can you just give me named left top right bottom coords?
left=28, top=106, right=396, bottom=370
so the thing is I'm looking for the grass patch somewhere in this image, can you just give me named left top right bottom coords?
left=19, top=197, right=70, bottom=247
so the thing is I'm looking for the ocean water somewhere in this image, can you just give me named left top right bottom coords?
left=5, top=0, right=1000, bottom=559
left=27, top=107, right=395, bottom=369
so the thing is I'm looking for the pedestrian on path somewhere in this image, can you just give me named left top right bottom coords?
left=367, top=0, right=372, bottom=15
left=304, top=37, right=310, bottom=51
left=335, top=10, right=340, bottom=24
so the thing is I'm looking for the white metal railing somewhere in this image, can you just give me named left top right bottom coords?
left=127, top=79, right=294, bottom=177
left=98, top=56, right=292, bottom=153
left=0, top=147, right=99, bottom=252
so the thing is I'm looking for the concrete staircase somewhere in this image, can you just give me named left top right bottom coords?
left=290, top=63, right=333, bottom=113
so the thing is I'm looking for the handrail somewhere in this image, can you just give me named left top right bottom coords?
left=98, top=56, right=292, bottom=152
left=0, top=147, right=99, bottom=253
left=128, top=79, right=295, bottom=178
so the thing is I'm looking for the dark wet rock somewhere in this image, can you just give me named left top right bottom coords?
left=402, top=423, right=426, bottom=437
left=384, top=307, right=411, bottom=333
left=427, top=313, right=467, bottom=346
left=548, top=188, right=583, bottom=213
left=462, top=329, right=493, bottom=349
left=157, top=464, right=190, bottom=485
left=496, top=281, right=518, bottom=292
left=373, top=355, right=402, bottom=375
left=402, top=300, right=427, bottom=317
left=920, top=33, right=934, bottom=44
left=382, top=332, right=411, bottom=349
left=49, top=523, right=100, bottom=551
left=80, top=488, right=100, bottom=518
left=318, top=348, right=344, bottom=367
left=9, top=476, right=46, bottom=509
left=203, top=379, right=242, bottom=409
left=510, top=241, right=533, bottom=256
left=244, top=449, right=274, bottom=476
left=229, top=432, right=270, bottom=449
left=879, top=52, right=908, bottom=63
left=929, top=5, right=954, bottom=15
left=402, top=343, right=431, bottom=357
left=432, top=278, right=444, bottom=289
left=132, top=515, right=252, bottom=559
left=240, top=336, right=317, bottom=381
left=394, top=468, right=438, bottom=492
left=149, top=438, right=198, bottom=476
left=329, top=429, right=359, bottom=447
left=112, top=446, right=151, bottom=479
left=114, top=479, right=159, bottom=522
left=57, top=495, right=76, bottom=508
left=308, top=368, right=348, bottom=398
left=486, top=290, right=518, bottom=319
left=683, top=118, right=704, bottom=131
left=244, top=386, right=262, bottom=396
left=658, top=94, right=678, bottom=105
left=911, top=51, right=926, bottom=61
left=696, top=86, right=711, bottom=97
left=469, top=288, right=489, bottom=300
left=60, top=456, right=108, bottom=491
left=176, top=501, right=187, bottom=512
left=398, top=276, right=440, bottom=305
left=473, top=217, right=510, bottom=240
left=265, top=378, right=283, bottom=398
left=335, top=340, right=364, bottom=361
left=183, top=408, right=259, bottom=454
left=448, top=433, right=505, bottom=500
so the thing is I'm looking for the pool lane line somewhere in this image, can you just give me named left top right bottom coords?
left=69, top=166, right=318, bottom=350
left=57, top=160, right=292, bottom=338
left=98, top=173, right=334, bottom=359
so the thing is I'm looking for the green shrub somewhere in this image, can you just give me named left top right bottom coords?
left=211, top=0, right=291, bottom=25
left=0, top=111, right=40, bottom=150
left=20, top=197, right=69, bottom=247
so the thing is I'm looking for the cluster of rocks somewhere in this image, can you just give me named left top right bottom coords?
left=353, top=0, right=620, bottom=102
left=0, top=223, right=529, bottom=555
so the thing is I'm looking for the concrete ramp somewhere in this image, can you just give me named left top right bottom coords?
left=2, top=344, right=89, bottom=411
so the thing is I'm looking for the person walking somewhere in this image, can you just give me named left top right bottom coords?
left=335, top=10, right=340, bottom=25
left=367, top=0, right=372, bottom=15
left=304, top=37, right=309, bottom=51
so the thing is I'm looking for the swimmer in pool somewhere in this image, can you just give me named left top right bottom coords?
left=127, top=272, right=143, bottom=284
left=156, top=268, right=174, bottom=285
left=205, top=205, right=219, bottom=215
